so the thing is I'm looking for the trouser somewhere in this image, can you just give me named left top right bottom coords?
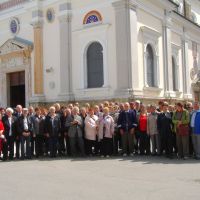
left=0, top=139, right=3, bottom=154
left=49, top=136, right=58, bottom=157
left=21, top=135, right=31, bottom=158
left=134, top=130, right=140, bottom=153
left=139, top=132, right=150, bottom=155
left=95, top=140, right=101, bottom=155
left=69, top=137, right=85, bottom=156
left=150, top=134, right=161, bottom=154
left=192, top=134, right=200, bottom=158
left=121, top=131, right=134, bottom=154
left=3, top=136, right=14, bottom=159
left=35, top=135, right=44, bottom=157
left=160, top=134, right=173, bottom=156
left=113, top=130, right=121, bottom=155
left=15, top=137, right=20, bottom=158
left=65, top=135, right=71, bottom=156
left=85, top=139, right=96, bottom=155
left=44, top=137, right=49, bottom=155
left=176, top=134, right=189, bottom=157
left=189, top=134, right=194, bottom=156
left=102, top=137, right=113, bottom=156
left=172, top=132, right=177, bottom=153
left=58, top=134, right=65, bottom=155
left=31, top=136, right=36, bottom=156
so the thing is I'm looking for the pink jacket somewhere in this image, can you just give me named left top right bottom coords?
left=84, top=115, right=98, bottom=141
left=98, top=115, right=114, bottom=140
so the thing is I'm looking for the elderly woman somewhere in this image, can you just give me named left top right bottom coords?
left=61, top=108, right=73, bottom=156
left=172, top=102, right=190, bottom=159
left=68, top=107, right=85, bottom=156
left=98, top=107, right=114, bottom=157
left=0, top=113, right=5, bottom=158
left=138, top=104, right=150, bottom=155
left=84, top=108, right=99, bottom=156
left=147, top=105, right=160, bottom=155
left=112, top=105, right=121, bottom=155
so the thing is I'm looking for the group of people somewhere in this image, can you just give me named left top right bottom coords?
left=0, top=100, right=200, bottom=161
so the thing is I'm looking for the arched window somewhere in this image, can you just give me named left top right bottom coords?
left=146, top=44, right=155, bottom=87
left=87, top=42, right=104, bottom=88
left=172, top=56, right=178, bottom=91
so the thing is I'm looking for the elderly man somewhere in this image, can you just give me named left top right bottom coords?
left=68, top=107, right=85, bottom=156
left=32, top=107, right=45, bottom=158
left=45, top=106, right=61, bottom=158
left=157, top=102, right=173, bottom=158
left=13, top=104, right=23, bottom=159
left=17, top=108, right=33, bottom=159
left=191, top=102, right=200, bottom=159
left=117, top=102, right=137, bottom=156
left=2, top=108, right=18, bottom=160
left=28, top=106, right=35, bottom=157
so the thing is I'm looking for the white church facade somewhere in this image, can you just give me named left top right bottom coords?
left=0, top=0, right=200, bottom=107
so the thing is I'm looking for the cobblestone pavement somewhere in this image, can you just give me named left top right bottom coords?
left=0, top=156, right=200, bottom=200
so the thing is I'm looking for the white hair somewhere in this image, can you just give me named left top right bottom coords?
left=6, top=107, right=14, bottom=114
left=72, top=106, right=79, bottom=114
left=49, top=106, right=56, bottom=112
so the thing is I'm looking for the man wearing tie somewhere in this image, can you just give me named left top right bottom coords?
left=17, top=108, right=33, bottom=159
left=117, top=102, right=137, bottom=156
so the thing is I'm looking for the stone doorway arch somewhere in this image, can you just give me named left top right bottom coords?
left=0, top=37, right=33, bottom=107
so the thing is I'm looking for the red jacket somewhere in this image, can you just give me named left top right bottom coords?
left=0, top=120, right=5, bottom=152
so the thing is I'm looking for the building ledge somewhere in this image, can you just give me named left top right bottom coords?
left=173, top=10, right=200, bottom=28
left=143, top=86, right=162, bottom=93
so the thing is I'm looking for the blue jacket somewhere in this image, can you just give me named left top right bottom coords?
left=117, top=110, right=137, bottom=131
left=194, top=110, right=200, bottom=135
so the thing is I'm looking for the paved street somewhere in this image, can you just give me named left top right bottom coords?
left=0, top=156, right=200, bottom=200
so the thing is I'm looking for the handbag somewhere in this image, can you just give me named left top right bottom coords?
left=177, top=124, right=189, bottom=136
left=177, top=111, right=189, bottom=136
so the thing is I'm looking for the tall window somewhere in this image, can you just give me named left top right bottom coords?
left=172, top=56, right=178, bottom=91
left=146, top=44, right=155, bottom=87
left=87, top=42, right=104, bottom=88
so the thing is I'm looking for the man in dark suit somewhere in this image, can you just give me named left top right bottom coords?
left=45, top=106, right=61, bottom=157
left=2, top=108, right=18, bottom=160
left=17, top=108, right=33, bottom=159
left=117, top=102, right=137, bottom=156
left=157, top=102, right=173, bottom=158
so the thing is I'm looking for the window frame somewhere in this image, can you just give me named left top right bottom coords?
left=84, top=41, right=105, bottom=89
left=141, top=26, right=161, bottom=88
left=171, top=43, right=181, bottom=92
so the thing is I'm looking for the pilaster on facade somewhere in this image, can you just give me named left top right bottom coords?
left=163, top=9, right=174, bottom=97
left=58, top=2, right=74, bottom=101
left=181, top=28, right=192, bottom=100
left=112, top=0, right=138, bottom=98
left=58, top=2, right=72, bottom=23
left=31, top=8, right=44, bottom=98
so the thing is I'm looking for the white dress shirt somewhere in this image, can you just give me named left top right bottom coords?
left=8, top=117, right=12, bottom=136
